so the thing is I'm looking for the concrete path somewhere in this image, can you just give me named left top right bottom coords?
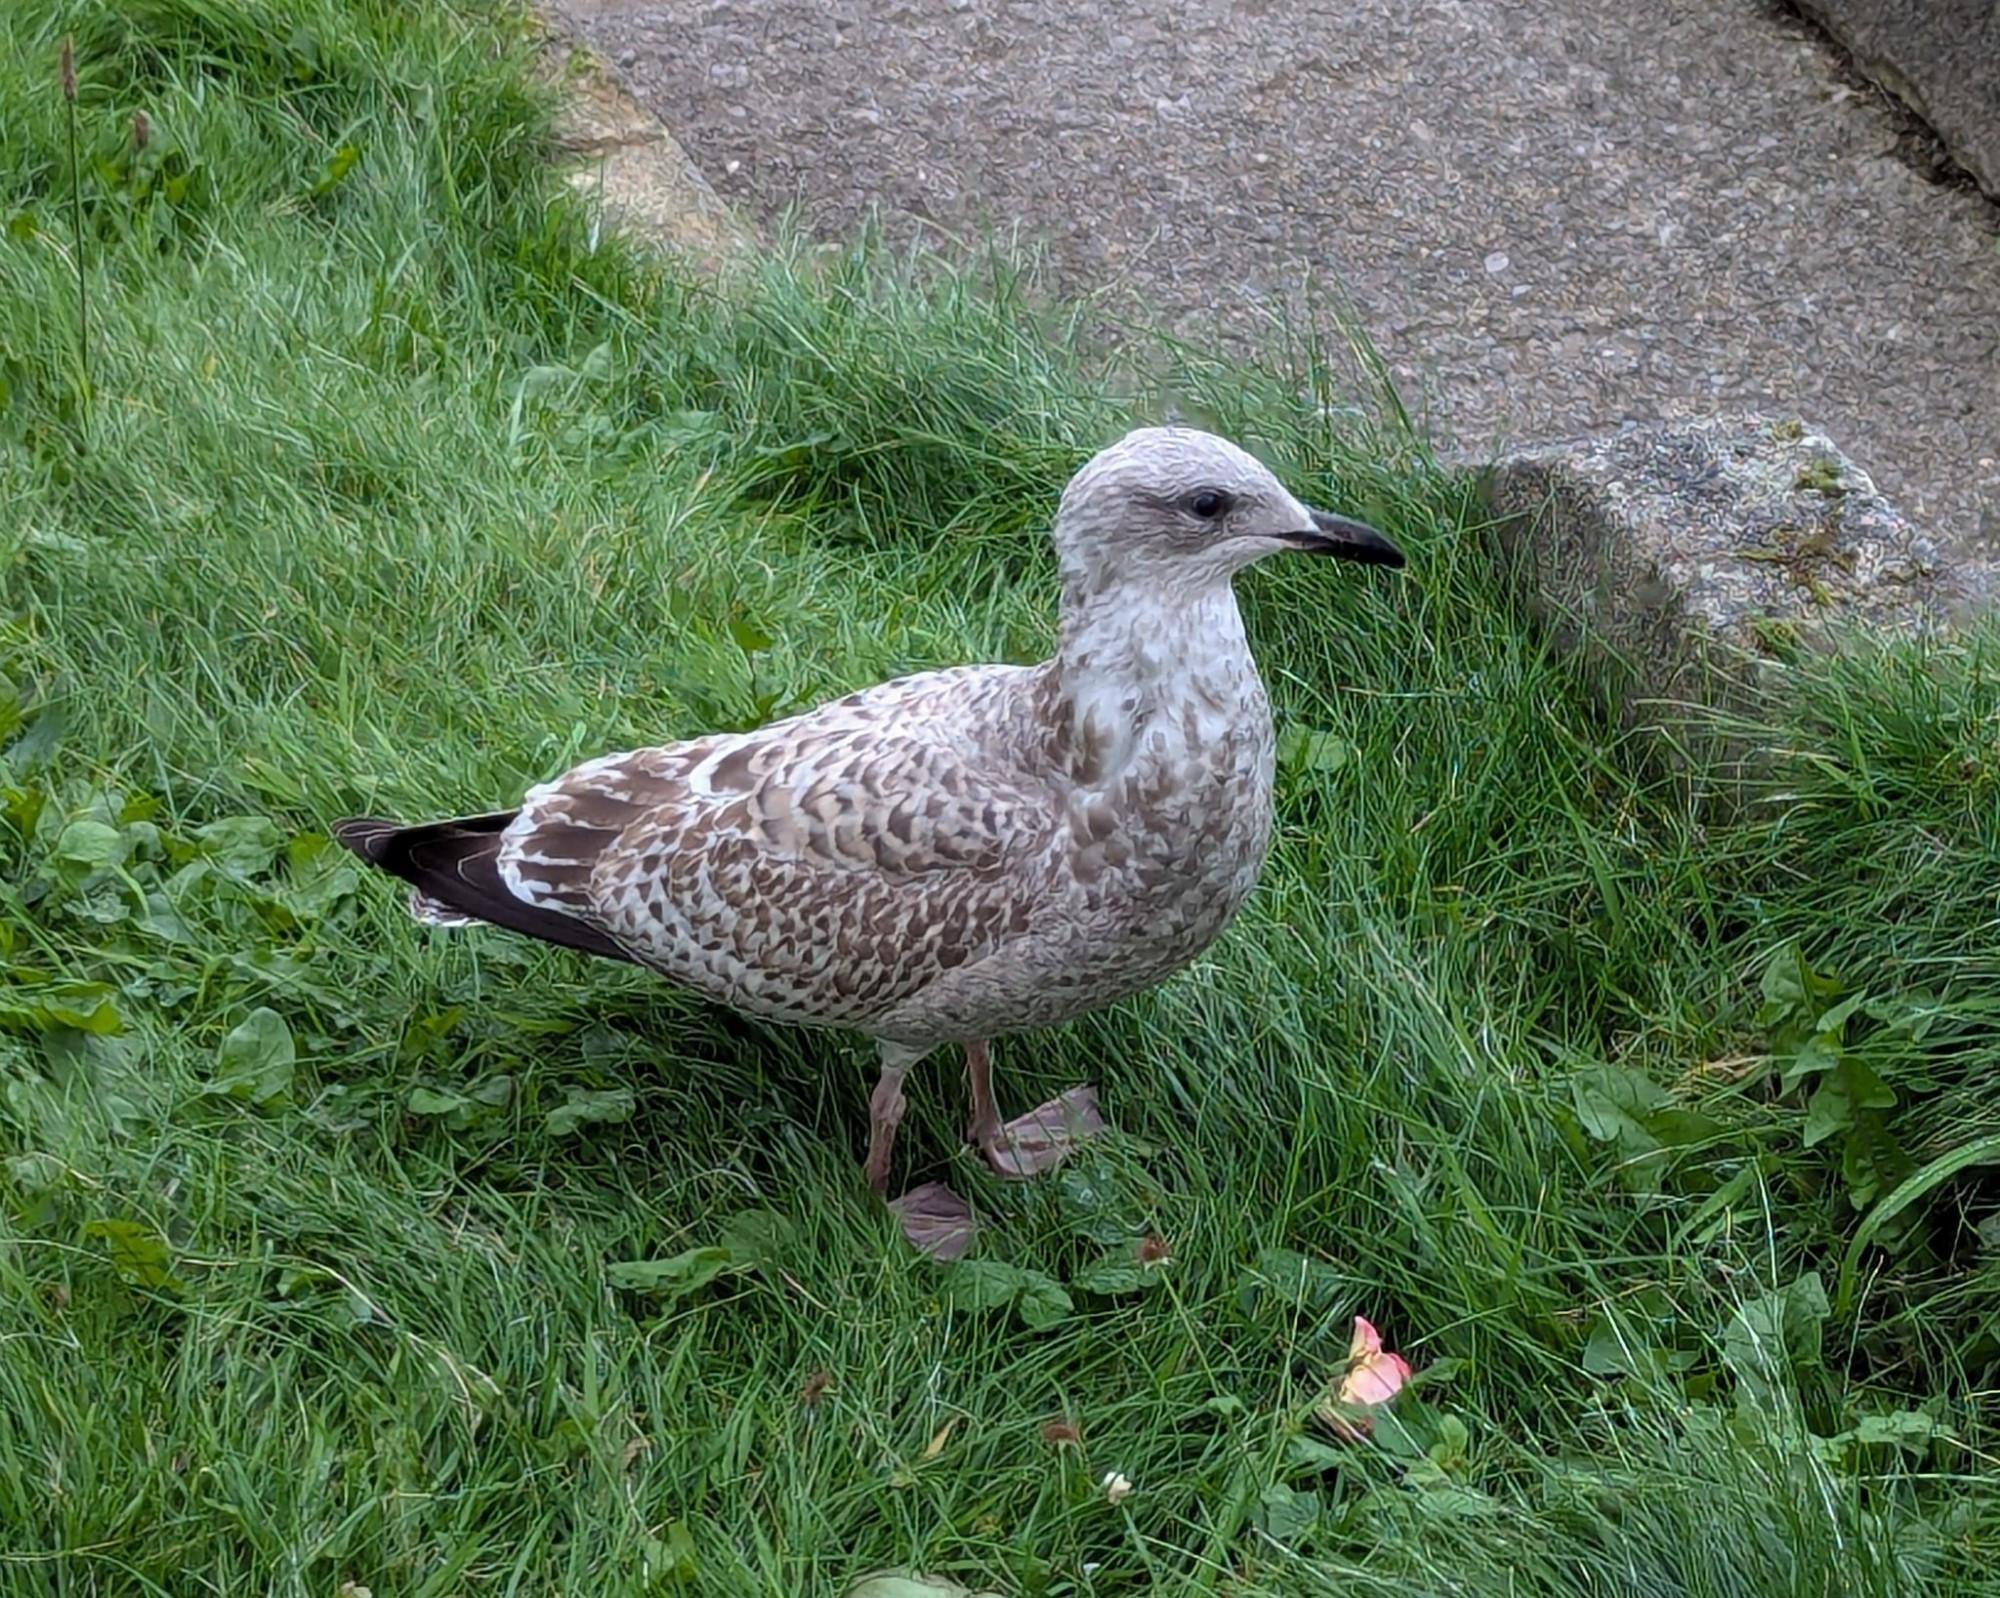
left=553, top=0, right=2000, bottom=554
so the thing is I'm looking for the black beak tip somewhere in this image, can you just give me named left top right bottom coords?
left=1303, top=508, right=1406, bottom=569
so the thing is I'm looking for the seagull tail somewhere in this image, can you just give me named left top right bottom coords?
left=332, top=813, right=640, bottom=965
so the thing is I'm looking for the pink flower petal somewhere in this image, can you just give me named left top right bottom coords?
left=1318, top=1317, right=1414, bottom=1441
left=1337, top=1351, right=1411, bottom=1408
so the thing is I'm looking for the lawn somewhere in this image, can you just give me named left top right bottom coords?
left=3, top=3, right=1999, bottom=1593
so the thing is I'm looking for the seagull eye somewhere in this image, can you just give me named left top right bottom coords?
left=1188, top=490, right=1230, bottom=519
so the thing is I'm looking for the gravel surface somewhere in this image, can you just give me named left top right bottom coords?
left=555, top=0, right=2000, bottom=553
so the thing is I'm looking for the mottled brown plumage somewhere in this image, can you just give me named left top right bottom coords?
left=335, top=427, right=1403, bottom=1234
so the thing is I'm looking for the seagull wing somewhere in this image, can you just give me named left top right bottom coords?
left=496, top=666, right=1057, bottom=1024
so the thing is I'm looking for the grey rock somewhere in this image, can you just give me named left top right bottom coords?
left=540, top=30, right=752, bottom=270
left=1792, top=0, right=2000, bottom=200
left=1482, top=416, right=1991, bottom=757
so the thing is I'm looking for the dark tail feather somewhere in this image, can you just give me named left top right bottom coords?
left=333, top=814, right=639, bottom=965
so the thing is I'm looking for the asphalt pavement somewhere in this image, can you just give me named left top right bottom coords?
left=554, top=0, right=2000, bottom=554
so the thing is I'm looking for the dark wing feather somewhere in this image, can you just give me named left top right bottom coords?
left=332, top=814, right=639, bottom=964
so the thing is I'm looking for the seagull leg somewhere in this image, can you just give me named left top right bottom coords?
left=965, top=1039, right=1107, bottom=1179
left=964, top=1038, right=1004, bottom=1152
left=866, top=1040, right=979, bottom=1258
left=862, top=1042, right=918, bottom=1196
left=863, top=1074, right=907, bottom=1196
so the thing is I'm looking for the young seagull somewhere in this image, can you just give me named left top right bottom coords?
left=336, top=428, right=1403, bottom=1247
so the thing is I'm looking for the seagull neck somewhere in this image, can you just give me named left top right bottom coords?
left=1054, top=577, right=1263, bottom=781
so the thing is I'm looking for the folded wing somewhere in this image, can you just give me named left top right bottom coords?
left=357, top=667, right=1061, bottom=1028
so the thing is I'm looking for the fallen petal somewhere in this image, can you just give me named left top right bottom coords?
left=984, top=1085, right=1107, bottom=1178
left=1338, top=1350, right=1413, bottom=1409
left=1316, top=1316, right=1414, bottom=1440
left=889, top=1182, right=978, bottom=1260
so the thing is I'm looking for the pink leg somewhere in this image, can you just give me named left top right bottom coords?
left=965, top=1039, right=1003, bottom=1151
left=863, top=1054, right=911, bottom=1196
left=964, top=1039, right=1106, bottom=1179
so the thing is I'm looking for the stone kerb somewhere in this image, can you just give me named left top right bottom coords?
left=1793, top=0, right=2000, bottom=200
left=1480, top=415, right=1991, bottom=777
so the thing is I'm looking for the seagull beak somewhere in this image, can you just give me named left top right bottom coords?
left=1283, top=508, right=1406, bottom=567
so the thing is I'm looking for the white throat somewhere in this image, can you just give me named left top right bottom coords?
left=1056, top=579, right=1266, bottom=787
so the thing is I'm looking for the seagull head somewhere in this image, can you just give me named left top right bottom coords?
left=1053, top=426, right=1404, bottom=595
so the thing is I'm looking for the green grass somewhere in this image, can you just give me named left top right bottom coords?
left=4, top=2, right=2000, bottom=1593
